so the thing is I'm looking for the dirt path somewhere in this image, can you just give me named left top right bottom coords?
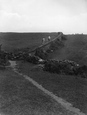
left=9, top=61, right=86, bottom=115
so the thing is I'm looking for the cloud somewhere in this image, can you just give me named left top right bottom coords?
left=0, top=10, right=21, bottom=31
left=54, top=0, right=87, bottom=15
left=0, top=0, right=86, bottom=33
left=60, top=13, right=87, bottom=33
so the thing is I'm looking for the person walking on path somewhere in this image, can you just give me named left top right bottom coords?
left=48, top=36, right=51, bottom=41
left=42, top=38, right=45, bottom=44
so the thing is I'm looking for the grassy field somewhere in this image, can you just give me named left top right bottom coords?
left=0, top=32, right=57, bottom=52
left=17, top=61, right=87, bottom=114
left=48, top=34, right=87, bottom=65
left=0, top=68, right=74, bottom=115
left=1, top=32, right=87, bottom=65
left=0, top=33, right=87, bottom=114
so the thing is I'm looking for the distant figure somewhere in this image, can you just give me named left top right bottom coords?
left=42, top=38, right=45, bottom=44
left=0, top=44, right=2, bottom=51
left=29, top=53, right=31, bottom=56
left=48, top=36, right=51, bottom=41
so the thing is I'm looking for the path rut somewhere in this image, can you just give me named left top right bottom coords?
left=9, top=61, right=86, bottom=115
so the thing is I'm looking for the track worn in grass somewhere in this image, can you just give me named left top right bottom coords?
left=0, top=68, right=77, bottom=115
left=17, top=61, right=87, bottom=114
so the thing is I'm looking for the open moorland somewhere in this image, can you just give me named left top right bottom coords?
left=0, top=32, right=87, bottom=115
left=0, top=33, right=87, bottom=65
left=0, top=32, right=57, bottom=52
left=48, top=34, right=87, bottom=65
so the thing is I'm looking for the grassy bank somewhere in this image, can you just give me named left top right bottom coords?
left=17, top=61, right=87, bottom=114
left=0, top=32, right=57, bottom=52
left=48, top=34, right=87, bottom=65
left=0, top=67, right=76, bottom=115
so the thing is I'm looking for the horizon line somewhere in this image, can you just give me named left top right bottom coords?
left=0, top=31, right=87, bottom=35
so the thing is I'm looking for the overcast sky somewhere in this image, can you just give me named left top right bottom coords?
left=0, top=0, right=87, bottom=34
